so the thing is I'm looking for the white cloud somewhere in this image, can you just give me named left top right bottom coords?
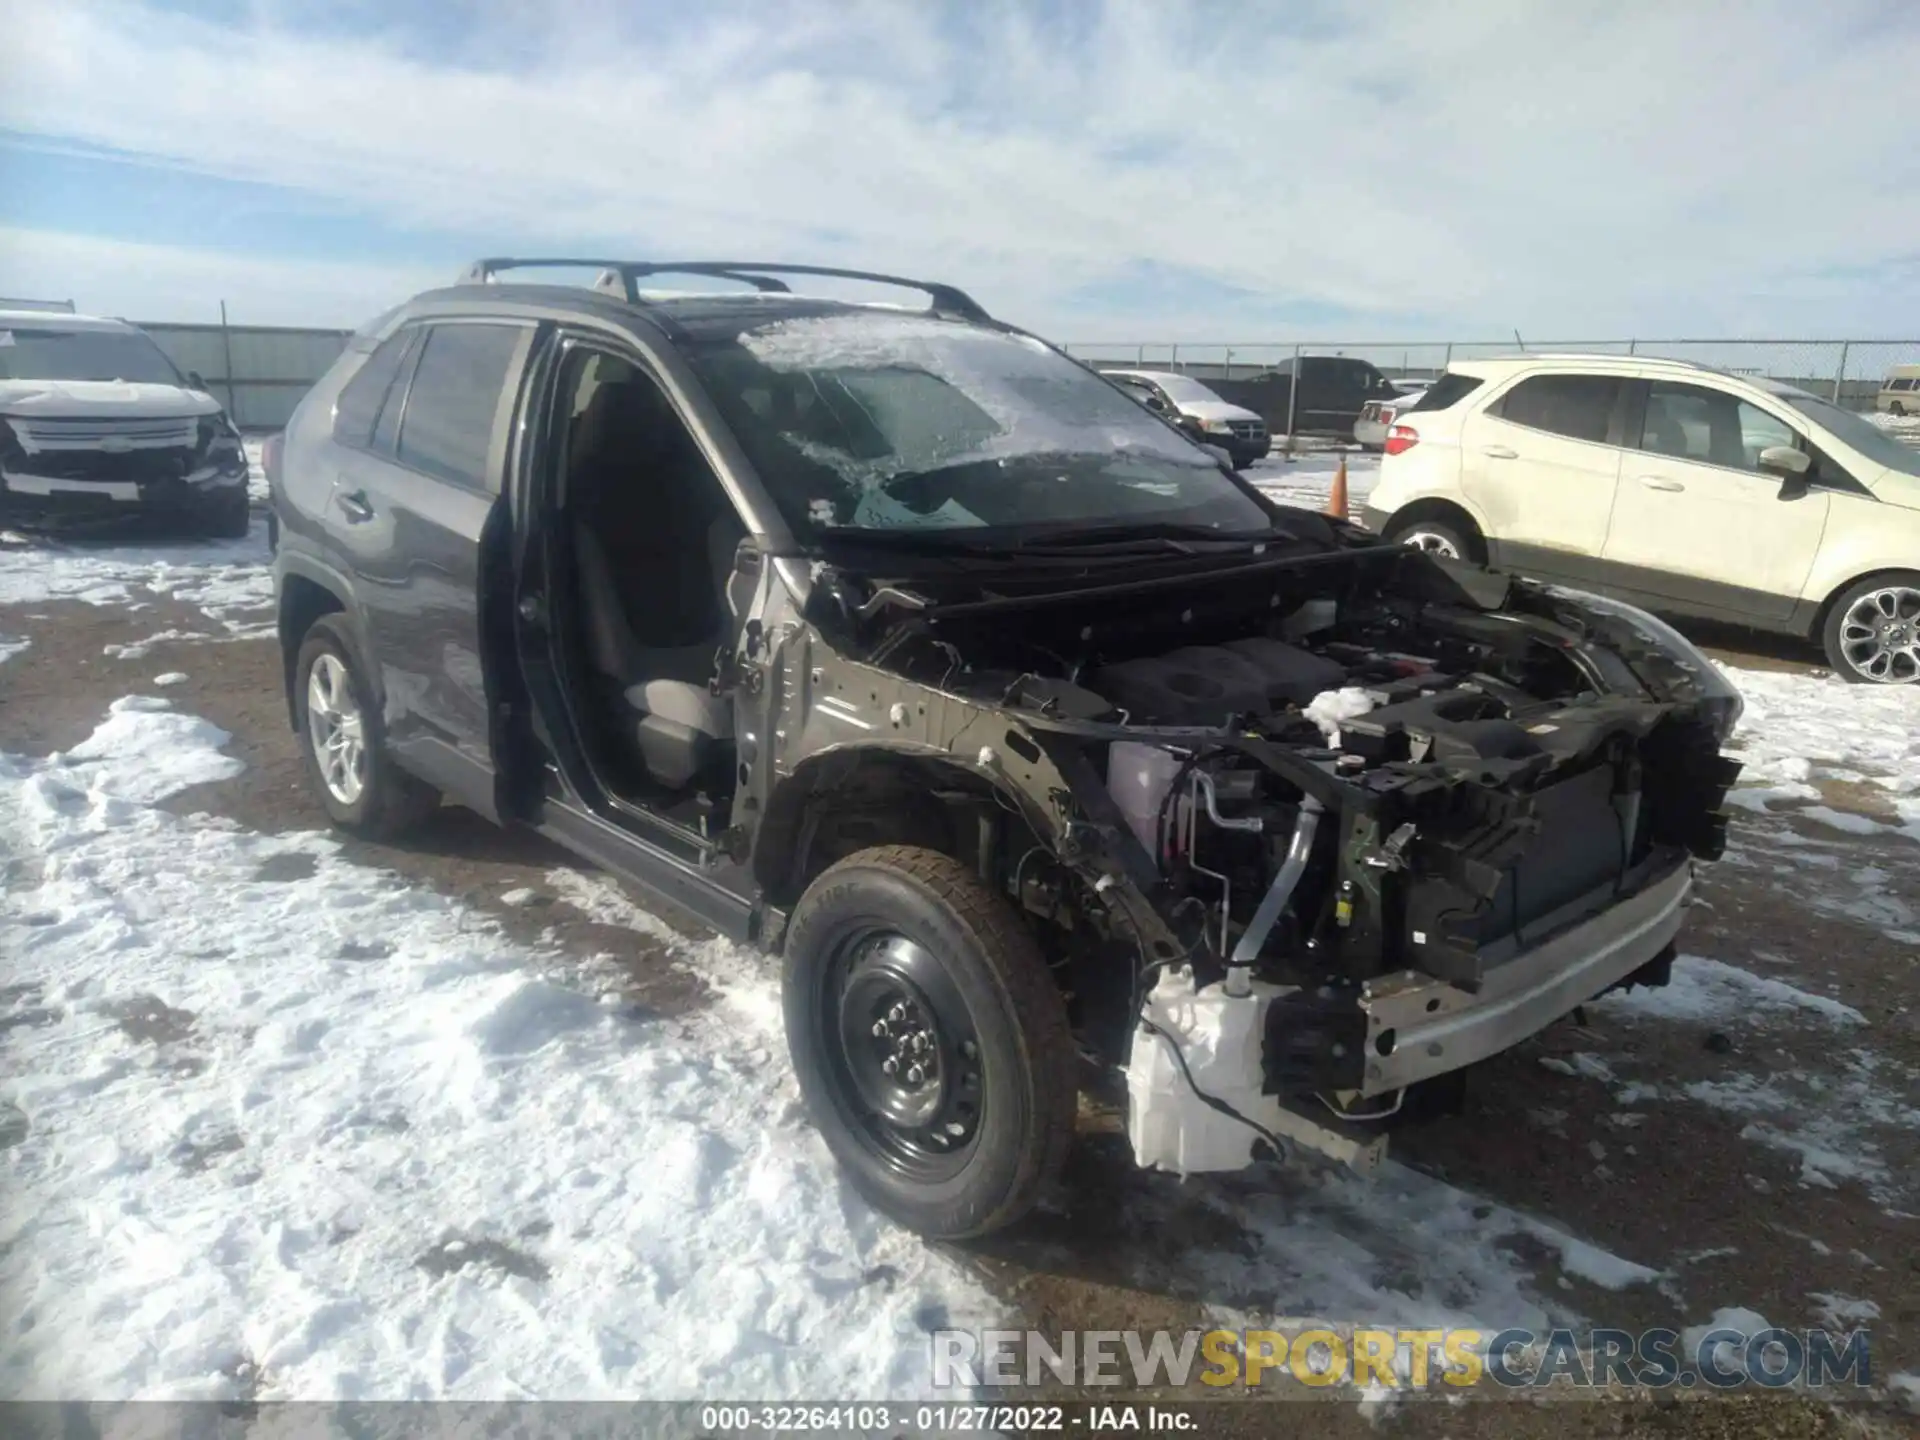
left=0, top=225, right=438, bottom=328
left=1, top=0, right=1917, bottom=337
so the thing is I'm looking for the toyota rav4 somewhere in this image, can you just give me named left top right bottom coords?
left=270, top=260, right=1743, bottom=1238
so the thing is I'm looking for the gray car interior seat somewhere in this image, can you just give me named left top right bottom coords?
left=568, top=377, right=745, bottom=789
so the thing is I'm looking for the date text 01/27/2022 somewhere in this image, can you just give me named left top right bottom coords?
left=697, top=1403, right=1198, bottom=1432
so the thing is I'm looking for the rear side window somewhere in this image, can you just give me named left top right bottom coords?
left=332, top=331, right=412, bottom=448
left=1404, top=373, right=1485, bottom=414
left=1889, top=377, right=1917, bottom=391
left=395, top=323, right=524, bottom=490
left=1494, top=374, right=1621, bottom=444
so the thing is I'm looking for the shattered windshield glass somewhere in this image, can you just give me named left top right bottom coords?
left=684, top=312, right=1273, bottom=536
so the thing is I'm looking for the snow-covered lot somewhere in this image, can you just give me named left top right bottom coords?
left=2, top=470, right=1918, bottom=1420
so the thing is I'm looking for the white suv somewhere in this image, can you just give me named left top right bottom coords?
left=1362, top=355, right=1920, bottom=684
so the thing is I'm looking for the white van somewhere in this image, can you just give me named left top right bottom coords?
left=1880, top=364, right=1920, bottom=416
left=1362, top=354, right=1920, bottom=684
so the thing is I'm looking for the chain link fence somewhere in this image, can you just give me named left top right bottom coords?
left=1062, top=339, right=1920, bottom=413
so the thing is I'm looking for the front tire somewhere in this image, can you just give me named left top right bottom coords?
left=782, top=846, right=1076, bottom=1238
left=1822, top=573, right=1920, bottom=685
left=1384, top=513, right=1484, bottom=563
left=205, top=487, right=251, bottom=540
left=293, top=615, right=441, bottom=835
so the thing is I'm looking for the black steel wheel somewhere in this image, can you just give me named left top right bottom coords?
left=782, top=845, right=1076, bottom=1238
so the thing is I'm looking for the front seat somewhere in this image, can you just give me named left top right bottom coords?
left=569, top=380, right=741, bottom=791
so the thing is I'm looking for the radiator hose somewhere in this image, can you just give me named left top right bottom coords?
left=1225, top=795, right=1325, bottom=990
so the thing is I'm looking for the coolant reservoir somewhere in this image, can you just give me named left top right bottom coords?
left=1107, top=742, right=1183, bottom=863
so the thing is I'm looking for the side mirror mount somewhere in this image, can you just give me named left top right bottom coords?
left=187, top=370, right=207, bottom=391
left=1759, top=444, right=1812, bottom=499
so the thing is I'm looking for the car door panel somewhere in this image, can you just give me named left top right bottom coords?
left=1601, top=380, right=1830, bottom=622
left=1459, top=373, right=1626, bottom=579
left=336, top=320, right=534, bottom=818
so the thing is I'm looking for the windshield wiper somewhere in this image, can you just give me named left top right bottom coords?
left=1013, top=521, right=1286, bottom=552
left=815, top=526, right=1020, bottom=555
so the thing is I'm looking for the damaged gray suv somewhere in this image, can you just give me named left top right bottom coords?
left=271, top=260, right=1743, bottom=1238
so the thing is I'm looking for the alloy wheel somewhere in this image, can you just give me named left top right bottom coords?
left=1399, top=529, right=1462, bottom=560
left=305, top=653, right=368, bottom=803
left=1838, top=585, right=1920, bottom=683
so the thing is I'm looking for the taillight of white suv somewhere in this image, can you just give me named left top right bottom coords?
left=1384, top=424, right=1418, bottom=456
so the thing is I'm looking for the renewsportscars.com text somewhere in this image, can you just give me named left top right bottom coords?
left=932, top=1325, right=1873, bottom=1392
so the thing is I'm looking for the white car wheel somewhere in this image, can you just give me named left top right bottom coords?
left=1830, top=581, right=1920, bottom=684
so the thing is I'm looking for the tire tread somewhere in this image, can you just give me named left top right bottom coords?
left=791, top=844, right=1077, bottom=1237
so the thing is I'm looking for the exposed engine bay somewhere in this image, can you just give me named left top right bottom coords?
left=803, top=539, right=1742, bottom=1176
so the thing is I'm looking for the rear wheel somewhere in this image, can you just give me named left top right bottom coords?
left=1822, top=574, right=1920, bottom=685
left=1891, top=401, right=1908, bottom=417
left=1385, top=513, right=1483, bottom=563
left=782, top=846, right=1076, bottom=1238
left=294, top=615, right=441, bottom=834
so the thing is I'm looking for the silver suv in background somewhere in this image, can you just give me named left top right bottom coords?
left=0, top=311, right=251, bottom=536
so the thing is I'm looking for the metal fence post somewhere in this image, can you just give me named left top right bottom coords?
left=1170, top=343, right=1179, bottom=372
left=1224, top=347, right=1234, bottom=378
left=1136, top=344, right=1144, bottom=366
left=1627, top=339, right=1637, bottom=356
left=1833, top=342, right=1850, bottom=404
left=1284, top=343, right=1301, bottom=459
left=1443, top=343, right=1452, bottom=372
left=218, top=299, right=238, bottom=422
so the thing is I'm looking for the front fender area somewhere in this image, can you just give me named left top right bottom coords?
left=273, top=552, right=377, bottom=729
left=746, top=639, right=1179, bottom=959
left=1799, top=503, right=1920, bottom=633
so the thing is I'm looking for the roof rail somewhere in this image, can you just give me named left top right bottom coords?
left=456, top=258, right=990, bottom=321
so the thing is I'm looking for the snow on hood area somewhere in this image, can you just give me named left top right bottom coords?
left=1171, top=397, right=1263, bottom=425
left=0, top=379, right=222, bottom=420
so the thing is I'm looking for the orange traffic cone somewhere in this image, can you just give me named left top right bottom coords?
left=1325, top=455, right=1350, bottom=520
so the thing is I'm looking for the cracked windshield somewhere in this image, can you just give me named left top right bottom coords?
left=688, top=312, right=1273, bottom=535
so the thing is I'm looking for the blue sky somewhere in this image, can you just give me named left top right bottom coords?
left=2, top=0, right=1917, bottom=339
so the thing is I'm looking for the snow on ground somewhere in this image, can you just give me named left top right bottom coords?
left=0, top=699, right=1005, bottom=1401
left=1, top=633, right=27, bottom=664
left=0, top=522, right=272, bottom=628
left=1720, top=663, right=1920, bottom=833
left=1868, top=409, right=1920, bottom=447
left=1672, top=1053, right=1920, bottom=1200
left=1244, top=448, right=1379, bottom=517
left=0, top=698, right=1681, bottom=1401
left=1576, top=946, right=1919, bottom=1203
left=1596, top=954, right=1866, bottom=1027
